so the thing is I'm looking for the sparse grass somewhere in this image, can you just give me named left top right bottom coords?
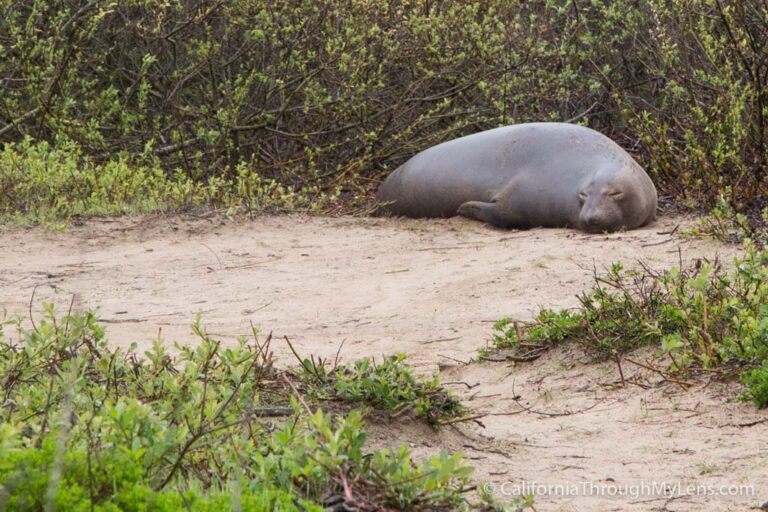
left=483, top=245, right=768, bottom=408
left=697, top=462, right=720, bottom=476
left=0, top=307, right=526, bottom=511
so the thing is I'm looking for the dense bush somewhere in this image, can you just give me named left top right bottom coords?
left=1, top=440, right=322, bottom=512
left=487, top=245, right=768, bottom=407
left=0, top=309, right=507, bottom=511
left=1, top=0, right=767, bottom=219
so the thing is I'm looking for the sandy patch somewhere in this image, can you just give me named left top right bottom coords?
left=0, top=213, right=764, bottom=509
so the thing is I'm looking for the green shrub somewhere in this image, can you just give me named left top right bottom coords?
left=1, top=0, right=767, bottom=219
left=686, top=192, right=768, bottom=248
left=487, top=245, right=768, bottom=406
left=0, top=309, right=503, bottom=510
left=0, top=440, right=320, bottom=512
left=0, top=138, right=330, bottom=223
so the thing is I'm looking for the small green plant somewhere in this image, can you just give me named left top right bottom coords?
left=295, top=352, right=464, bottom=426
left=478, top=484, right=535, bottom=512
left=0, top=440, right=321, bottom=512
left=490, top=318, right=521, bottom=350
left=480, top=311, right=581, bottom=359
left=741, top=363, right=768, bottom=408
left=485, top=245, right=768, bottom=407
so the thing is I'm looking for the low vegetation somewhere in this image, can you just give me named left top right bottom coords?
left=0, top=308, right=523, bottom=511
left=485, top=244, right=768, bottom=408
left=297, top=352, right=466, bottom=427
left=687, top=194, right=768, bottom=248
left=0, top=138, right=332, bottom=225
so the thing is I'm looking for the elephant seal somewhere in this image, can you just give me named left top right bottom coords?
left=376, top=122, right=657, bottom=232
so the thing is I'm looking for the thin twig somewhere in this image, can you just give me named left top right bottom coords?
left=333, top=338, right=346, bottom=370
left=623, top=357, right=695, bottom=389
left=281, top=373, right=313, bottom=415
left=284, top=335, right=324, bottom=382
left=29, top=284, right=39, bottom=333
left=200, top=242, right=225, bottom=270
left=0, top=107, right=40, bottom=137
left=437, top=414, right=486, bottom=427
left=63, top=294, right=76, bottom=336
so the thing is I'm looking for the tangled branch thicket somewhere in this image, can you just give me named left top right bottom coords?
left=1, top=0, right=767, bottom=219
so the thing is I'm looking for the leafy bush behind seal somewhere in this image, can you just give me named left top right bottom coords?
left=0, top=0, right=767, bottom=218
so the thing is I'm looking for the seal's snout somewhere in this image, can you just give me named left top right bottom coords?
left=578, top=190, right=625, bottom=233
left=579, top=212, right=619, bottom=233
left=580, top=212, right=607, bottom=232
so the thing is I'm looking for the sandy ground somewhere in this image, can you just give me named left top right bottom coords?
left=1, top=213, right=766, bottom=510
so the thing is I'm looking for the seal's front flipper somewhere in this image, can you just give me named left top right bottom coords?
left=457, top=201, right=497, bottom=224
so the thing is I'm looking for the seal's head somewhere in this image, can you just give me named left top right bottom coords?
left=577, top=163, right=657, bottom=233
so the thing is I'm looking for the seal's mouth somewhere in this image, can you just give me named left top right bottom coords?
left=578, top=208, right=624, bottom=233
left=578, top=219, right=611, bottom=233
left=579, top=220, right=623, bottom=233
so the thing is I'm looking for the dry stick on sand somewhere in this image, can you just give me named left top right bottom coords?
left=438, top=354, right=471, bottom=365
left=510, top=380, right=602, bottom=417
left=480, top=347, right=547, bottom=364
left=442, top=381, right=480, bottom=389
left=438, top=413, right=487, bottom=427
left=623, top=356, right=695, bottom=389
left=199, top=242, right=225, bottom=270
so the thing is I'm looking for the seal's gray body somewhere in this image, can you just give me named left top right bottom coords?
left=377, top=123, right=657, bottom=232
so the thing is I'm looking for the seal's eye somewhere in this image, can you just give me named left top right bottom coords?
left=578, top=191, right=587, bottom=203
left=609, top=191, right=624, bottom=199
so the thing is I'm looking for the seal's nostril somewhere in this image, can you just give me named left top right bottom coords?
left=581, top=215, right=606, bottom=233
left=583, top=214, right=607, bottom=231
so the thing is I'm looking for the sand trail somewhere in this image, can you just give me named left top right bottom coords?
left=1, top=214, right=764, bottom=510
